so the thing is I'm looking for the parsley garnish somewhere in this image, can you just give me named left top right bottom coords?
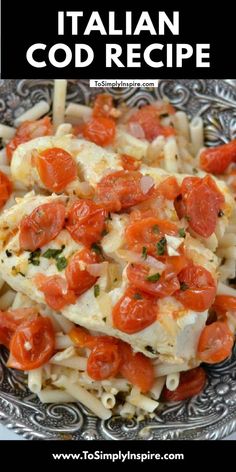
left=42, top=245, right=65, bottom=259
left=142, top=246, right=148, bottom=260
left=145, top=345, right=157, bottom=354
left=94, top=284, right=100, bottom=298
left=152, top=224, right=160, bottom=234
left=56, top=257, right=67, bottom=271
left=157, top=237, right=166, bottom=255
left=28, top=248, right=41, bottom=266
left=146, top=272, right=161, bottom=282
left=185, top=215, right=191, bottom=222
left=218, top=209, right=224, bottom=217
left=178, top=228, right=186, bottom=238
left=180, top=282, right=189, bottom=291
left=5, top=249, right=12, bottom=257
left=91, top=243, right=103, bottom=256
left=133, top=293, right=143, bottom=300
left=159, top=113, right=169, bottom=119
left=101, top=229, right=109, bottom=237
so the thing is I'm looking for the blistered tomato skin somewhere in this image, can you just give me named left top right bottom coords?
left=0, top=171, right=13, bottom=209
left=162, top=367, right=206, bottom=401
left=200, top=140, right=236, bottom=174
left=119, top=342, right=154, bottom=393
left=66, top=199, right=107, bottom=247
left=83, top=117, right=116, bottom=146
left=197, top=321, right=234, bottom=364
left=36, top=147, right=77, bottom=192
left=175, top=264, right=216, bottom=312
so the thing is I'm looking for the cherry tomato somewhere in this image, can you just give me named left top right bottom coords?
left=162, top=367, right=206, bottom=401
left=96, top=170, right=155, bottom=212
left=112, top=286, right=157, bottom=334
left=200, top=140, right=236, bottom=174
left=87, top=339, right=121, bottom=380
left=180, top=176, right=225, bottom=238
left=6, top=117, right=53, bottom=161
left=127, top=264, right=180, bottom=298
left=213, top=295, right=236, bottom=313
left=72, top=124, right=85, bottom=137
left=35, top=274, right=76, bottom=310
left=0, top=171, right=12, bottom=209
left=158, top=177, right=181, bottom=200
left=66, top=199, right=107, bottom=247
left=19, top=202, right=65, bottom=251
left=7, top=317, right=55, bottom=370
left=165, top=255, right=189, bottom=279
left=0, top=308, right=37, bottom=348
left=175, top=264, right=216, bottom=312
left=129, top=104, right=175, bottom=141
left=197, top=321, right=234, bottom=364
left=65, top=248, right=100, bottom=296
left=125, top=217, right=177, bottom=255
left=83, top=117, right=116, bottom=146
left=35, top=147, right=77, bottom=192
left=69, top=326, right=95, bottom=349
left=119, top=342, right=154, bottom=393
left=93, top=94, right=114, bottom=118
left=120, top=154, right=141, bottom=171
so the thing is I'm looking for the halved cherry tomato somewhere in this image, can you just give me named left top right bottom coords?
left=112, top=286, right=157, bottom=334
left=0, top=308, right=37, bottom=348
left=212, top=295, right=236, bottom=312
left=19, top=202, right=65, bottom=251
left=157, top=177, right=181, bottom=200
left=96, top=170, right=155, bottom=212
left=178, top=176, right=225, bottom=238
left=125, top=217, right=177, bottom=255
left=69, top=326, right=95, bottom=349
left=7, top=317, right=55, bottom=370
left=165, top=255, right=189, bottom=279
left=119, top=342, right=154, bottom=393
left=197, top=321, right=234, bottom=363
left=35, top=147, right=77, bottom=192
left=120, top=154, right=141, bottom=171
left=129, top=104, right=175, bottom=141
left=127, top=264, right=180, bottom=298
left=66, top=199, right=107, bottom=247
left=162, top=367, right=206, bottom=401
left=35, top=274, right=76, bottom=310
left=200, top=140, right=236, bottom=174
left=87, top=338, right=121, bottom=380
left=93, top=94, right=113, bottom=118
left=6, top=117, right=53, bottom=161
left=83, top=117, right=115, bottom=146
left=175, top=264, right=216, bottom=312
left=0, top=171, right=12, bottom=209
left=65, top=248, right=100, bottom=296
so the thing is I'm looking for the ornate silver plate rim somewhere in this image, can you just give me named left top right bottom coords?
left=0, top=79, right=236, bottom=440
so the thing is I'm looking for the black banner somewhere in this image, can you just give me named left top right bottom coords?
left=1, top=3, right=235, bottom=78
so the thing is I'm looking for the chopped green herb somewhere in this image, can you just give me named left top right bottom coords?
left=145, top=345, right=157, bottom=354
left=94, top=284, right=100, bottom=298
left=102, top=317, right=107, bottom=322
left=91, top=243, right=103, bottom=256
left=178, top=228, right=186, bottom=238
left=56, top=257, right=67, bottom=271
left=113, top=278, right=118, bottom=282
left=180, top=282, right=189, bottom=291
left=28, top=248, right=41, bottom=266
left=146, top=272, right=161, bottom=282
left=133, top=293, right=143, bottom=300
left=218, top=209, right=224, bottom=217
left=106, top=212, right=112, bottom=221
left=5, top=249, right=12, bottom=257
left=159, top=113, right=169, bottom=119
left=157, top=237, right=166, bottom=255
left=192, top=168, right=198, bottom=174
left=42, top=245, right=65, bottom=259
left=175, top=154, right=178, bottom=160
left=185, top=215, right=191, bottom=222
left=142, top=246, right=148, bottom=260
left=19, top=272, right=25, bottom=277
left=101, top=229, right=109, bottom=237
left=152, top=224, right=160, bottom=234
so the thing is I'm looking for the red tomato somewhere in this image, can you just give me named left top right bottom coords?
left=162, top=367, right=206, bottom=401
left=0, top=308, right=37, bottom=348
left=119, top=342, right=154, bottom=393
left=69, top=326, right=95, bottom=349
left=129, top=104, right=175, bottom=141
left=87, top=339, right=121, bottom=380
left=158, top=177, right=181, bottom=200
left=197, top=321, right=234, bottom=364
left=65, top=248, right=100, bottom=296
left=126, top=264, right=180, bottom=298
left=112, top=286, right=157, bottom=334
left=120, top=154, right=141, bottom=171
left=35, top=147, right=77, bottom=192
left=7, top=317, right=55, bottom=370
left=125, top=217, right=177, bottom=255
left=96, top=170, right=155, bottom=212
left=35, top=274, right=76, bottom=310
left=180, top=176, right=225, bottom=238
left=83, top=117, right=115, bottom=146
left=175, top=264, right=216, bottom=312
left=213, top=295, right=236, bottom=312
left=165, top=255, right=189, bottom=279
left=72, top=124, right=85, bottom=137
left=93, top=94, right=114, bottom=118
left=66, top=199, right=107, bottom=247
left=6, top=117, right=53, bottom=161
left=19, top=202, right=65, bottom=251
left=200, top=140, right=236, bottom=174
left=0, top=171, right=13, bottom=209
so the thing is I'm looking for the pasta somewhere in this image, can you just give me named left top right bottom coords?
left=0, top=79, right=235, bottom=421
